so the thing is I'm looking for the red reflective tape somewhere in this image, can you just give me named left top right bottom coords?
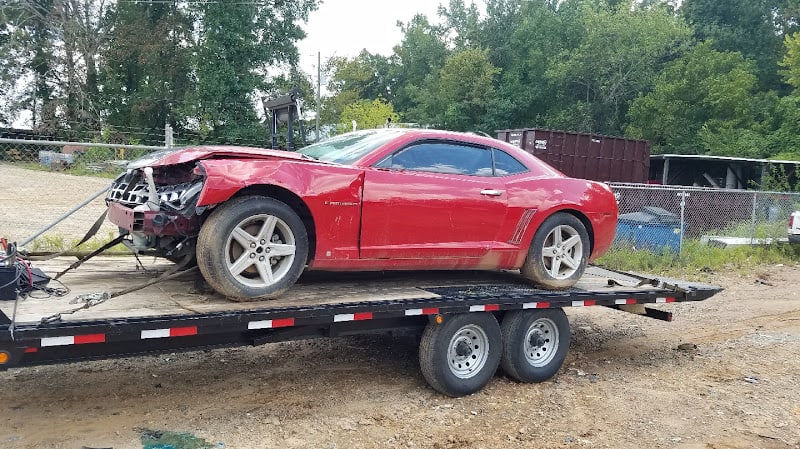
left=272, top=318, right=295, bottom=328
left=170, top=326, right=197, bottom=337
left=625, top=298, right=637, bottom=304
left=484, top=304, right=500, bottom=312
left=353, top=312, right=373, bottom=321
left=535, top=302, right=549, bottom=308
left=666, top=297, right=676, bottom=303
left=422, top=308, right=439, bottom=315
left=584, top=300, right=596, bottom=307
left=74, top=334, right=105, bottom=345
left=24, top=347, right=38, bottom=353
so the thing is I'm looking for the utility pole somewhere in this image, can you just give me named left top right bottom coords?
left=316, top=51, right=321, bottom=141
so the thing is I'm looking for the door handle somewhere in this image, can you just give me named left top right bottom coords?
left=480, top=189, right=504, bottom=196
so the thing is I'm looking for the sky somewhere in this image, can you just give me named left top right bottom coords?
left=296, top=0, right=447, bottom=77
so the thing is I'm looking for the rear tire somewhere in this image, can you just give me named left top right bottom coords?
left=521, top=212, right=590, bottom=290
left=419, top=313, right=502, bottom=397
left=196, top=196, right=308, bottom=300
left=500, top=309, right=570, bottom=383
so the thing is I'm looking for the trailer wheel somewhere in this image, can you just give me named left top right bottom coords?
left=197, top=196, right=308, bottom=300
left=419, top=313, right=502, bottom=397
left=521, top=212, right=590, bottom=290
left=500, top=309, right=570, bottom=383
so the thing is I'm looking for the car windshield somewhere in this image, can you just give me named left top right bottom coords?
left=298, top=129, right=406, bottom=164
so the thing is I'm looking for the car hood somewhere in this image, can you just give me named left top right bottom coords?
left=127, top=145, right=308, bottom=169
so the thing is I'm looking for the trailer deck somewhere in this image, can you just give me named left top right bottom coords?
left=0, top=256, right=722, bottom=396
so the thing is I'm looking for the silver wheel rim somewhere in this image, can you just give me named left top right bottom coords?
left=224, top=213, right=297, bottom=289
left=541, top=224, right=583, bottom=279
left=447, top=324, right=490, bottom=379
left=524, top=317, right=559, bottom=367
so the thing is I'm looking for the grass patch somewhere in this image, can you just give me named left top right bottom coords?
left=6, top=161, right=121, bottom=178
left=25, top=231, right=128, bottom=254
left=597, top=239, right=800, bottom=279
left=707, top=219, right=790, bottom=240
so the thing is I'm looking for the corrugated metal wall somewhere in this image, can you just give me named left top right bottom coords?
left=496, top=128, right=650, bottom=183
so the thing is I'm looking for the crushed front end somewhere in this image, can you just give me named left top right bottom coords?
left=106, top=162, right=206, bottom=260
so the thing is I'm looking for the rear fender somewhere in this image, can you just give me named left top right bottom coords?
left=512, top=180, right=617, bottom=264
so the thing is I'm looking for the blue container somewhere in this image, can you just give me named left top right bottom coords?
left=614, top=207, right=682, bottom=253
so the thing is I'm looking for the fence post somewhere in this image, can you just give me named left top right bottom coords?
left=750, top=191, right=758, bottom=243
left=677, top=190, right=688, bottom=254
left=165, top=123, right=174, bottom=148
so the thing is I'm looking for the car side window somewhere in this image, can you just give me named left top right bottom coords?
left=375, top=142, right=494, bottom=176
left=492, top=149, right=528, bottom=176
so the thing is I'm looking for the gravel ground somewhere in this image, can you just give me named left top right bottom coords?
left=0, top=164, right=117, bottom=247
left=0, top=164, right=799, bottom=449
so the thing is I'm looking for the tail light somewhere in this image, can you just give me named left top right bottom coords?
left=790, top=214, right=795, bottom=229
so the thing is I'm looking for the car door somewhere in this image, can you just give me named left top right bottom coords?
left=359, top=140, right=508, bottom=261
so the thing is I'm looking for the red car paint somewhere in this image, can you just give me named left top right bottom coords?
left=109, top=129, right=618, bottom=272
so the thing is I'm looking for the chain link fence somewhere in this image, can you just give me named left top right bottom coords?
left=0, top=137, right=168, bottom=174
left=1, top=137, right=798, bottom=254
left=610, top=183, right=800, bottom=253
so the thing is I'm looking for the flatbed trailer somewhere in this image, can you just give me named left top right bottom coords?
left=0, top=257, right=721, bottom=396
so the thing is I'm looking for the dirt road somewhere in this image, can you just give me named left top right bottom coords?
left=1, top=266, right=798, bottom=449
left=0, top=165, right=799, bottom=449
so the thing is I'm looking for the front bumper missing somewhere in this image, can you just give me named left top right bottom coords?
left=107, top=202, right=201, bottom=236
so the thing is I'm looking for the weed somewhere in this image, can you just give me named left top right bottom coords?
left=25, top=231, right=128, bottom=253
left=597, top=238, right=800, bottom=279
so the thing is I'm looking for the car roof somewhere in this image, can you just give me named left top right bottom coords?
left=357, top=127, right=509, bottom=147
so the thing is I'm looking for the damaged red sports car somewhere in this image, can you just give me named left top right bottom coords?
left=106, top=128, right=618, bottom=300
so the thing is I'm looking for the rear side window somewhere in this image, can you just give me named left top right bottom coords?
left=493, top=149, right=528, bottom=176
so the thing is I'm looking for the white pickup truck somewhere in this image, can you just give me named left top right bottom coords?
left=790, top=211, right=800, bottom=244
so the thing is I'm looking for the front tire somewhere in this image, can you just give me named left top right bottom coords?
left=419, top=313, right=502, bottom=397
left=196, top=196, right=308, bottom=300
left=521, top=212, right=590, bottom=290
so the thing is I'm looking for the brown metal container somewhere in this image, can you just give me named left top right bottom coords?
left=496, top=128, right=650, bottom=183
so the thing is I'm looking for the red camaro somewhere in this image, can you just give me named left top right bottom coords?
left=106, top=128, right=618, bottom=300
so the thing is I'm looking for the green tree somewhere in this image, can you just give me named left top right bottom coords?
left=626, top=43, right=762, bottom=155
left=322, top=50, right=392, bottom=125
left=0, top=5, right=30, bottom=125
left=780, top=32, right=800, bottom=90
left=437, top=0, right=482, bottom=50
left=763, top=33, right=800, bottom=158
left=326, top=51, right=392, bottom=101
left=179, top=0, right=316, bottom=144
left=388, top=14, right=450, bottom=122
left=546, top=3, right=691, bottom=135
left=428, top=48, right=500, bottom=131
left=681, top=0, right=798, bottom=90
left=477, top=0, right=585, bottom=132
left=2, top=0, right=112, bottom=134
left=100, top=1, right=193, bottom=144
left=339, top=98, right=398, bottom=133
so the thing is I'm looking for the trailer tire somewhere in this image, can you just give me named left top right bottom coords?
left=500, top=309, right=570, bottom=383
left=197, top=196, right=308, bottom=301
left=419, top=313, right=502, bottom=397
left=521, top=212, right=590, bottom=290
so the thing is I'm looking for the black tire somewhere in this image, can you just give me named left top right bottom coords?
left=521, top=212, right=590, bottom=290
left=419, top=313, right=502, bottom=397
left=196, top=195, right=308, bottom=301
left=500, top=309, right=570, bottom=383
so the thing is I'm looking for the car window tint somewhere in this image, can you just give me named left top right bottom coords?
left=376, top=142, right=493, bottom=176
left=492, top=149, right=528, bottom=176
